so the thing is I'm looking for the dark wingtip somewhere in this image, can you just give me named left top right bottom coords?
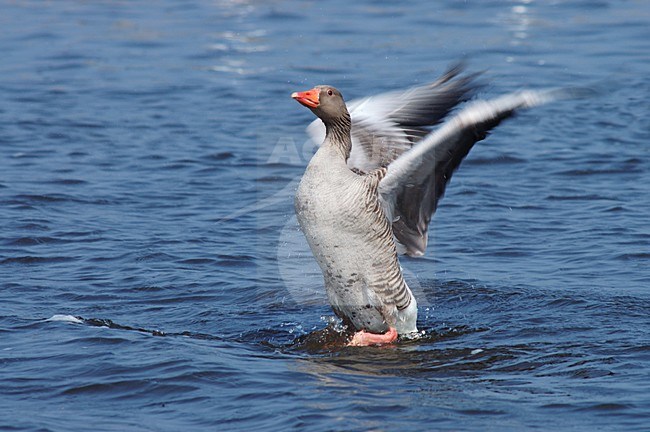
left=433, top=60, right=486, bottom=94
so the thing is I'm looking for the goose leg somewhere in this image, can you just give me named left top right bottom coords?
left=348, top=327, right=398, bottom=346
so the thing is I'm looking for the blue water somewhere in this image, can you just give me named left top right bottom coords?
left=1, top=1, right=649, bottom=430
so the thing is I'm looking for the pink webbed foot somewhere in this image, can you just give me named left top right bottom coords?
left=348, top=327, right=398, bottom=347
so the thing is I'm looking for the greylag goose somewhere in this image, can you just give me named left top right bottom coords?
left=292, top=68, right=570, bottom=346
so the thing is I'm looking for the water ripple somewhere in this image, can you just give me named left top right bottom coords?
left=0, top=0, right=649, bottom=430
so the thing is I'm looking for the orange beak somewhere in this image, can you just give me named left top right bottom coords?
left=291, top=88, right=320, bottom=108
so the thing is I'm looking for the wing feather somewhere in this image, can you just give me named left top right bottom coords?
left=380, top=89, right=574, bottom=256
left=306, top=63, right=481, bottom=172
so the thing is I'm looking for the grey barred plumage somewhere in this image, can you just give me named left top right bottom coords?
left=293, top=85, right=418, bottom=336
left=292, top=69, right=576, bottom=344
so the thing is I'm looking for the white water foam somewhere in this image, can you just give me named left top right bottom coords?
left=47, top=315, right=83, bottom=324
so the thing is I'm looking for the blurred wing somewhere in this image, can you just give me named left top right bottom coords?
left=306, top=63, right=481, bottom=172
left=380, top=89, right=574, bottom=257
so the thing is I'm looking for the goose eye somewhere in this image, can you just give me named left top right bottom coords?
left=327, top=89, right=333, bottom=96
